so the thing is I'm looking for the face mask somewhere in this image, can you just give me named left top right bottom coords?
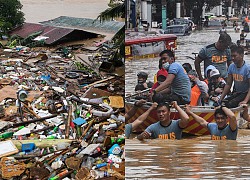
left=163, top=62, right=170, bottom=70
left=138, top=80, right=145, bottom=84
left=158, top=81, right=163, bottom=85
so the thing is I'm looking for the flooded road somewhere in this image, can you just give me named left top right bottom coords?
left=125, top=28, right=250, bottom=179
left=126, top=132, right=250, bottom=179
left=125, top=28, right=250, bottom=94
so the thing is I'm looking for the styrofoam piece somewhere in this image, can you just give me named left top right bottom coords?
left=13, top=127, right=31, bottom=136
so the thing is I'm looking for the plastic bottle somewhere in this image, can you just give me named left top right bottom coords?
left=44, top=163, right=53, bottom=173
left=96, top=163, right=107, bottom=169
left=90, top=170, right=109, bottom=179
left=53, top=126, right=58, bottom=132
left=0, top=132, right=14, bottom=139
left=18, top=126, right=25, bottom=130
left=47, top=135, right=56, bottom=139
left=49, top=169, right=69, bottom=180
left=85, top=157, right=95, bottom=170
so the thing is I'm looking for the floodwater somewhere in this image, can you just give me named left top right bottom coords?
left=126, top=133, right=250, bottom=179
left=125, top=28, right=250, bottom=179
left=20, top=0, right=109, bottom=23
left=125, top=28, right=250, bottom=94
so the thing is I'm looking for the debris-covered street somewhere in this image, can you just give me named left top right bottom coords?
left=0, top=22, right=125, bottom=179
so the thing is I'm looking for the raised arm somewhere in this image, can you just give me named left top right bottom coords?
left=125, top=99, right=146, bottom=122
left=222, top=106, right=237, bottom=131
left=185, top=105, right=208, bottom=128
left=131, top=102, right=157, bottom=130
left=136, top=103, right=158, bottom=140
left=172, top=101, right=189, bottom=128
left=194, top=56, right=204, bottom=81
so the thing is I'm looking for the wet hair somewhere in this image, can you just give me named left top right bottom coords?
left=159, top=49, right=175, bottom=58
left=230, top=44, right=244, bottom=55
left=218, top=32, right=232, bottom=46
left=214, top=107, right=227, bottom=118
left=157, top=102, right=170, bottom=110
left=137, top=71, right=148, bottom=79
left=182, top=63, right=192, bottom=73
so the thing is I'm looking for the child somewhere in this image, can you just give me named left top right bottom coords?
left=219, top=24, right=227, bottom=34
left=150, top=68, right=168, bottom=93
left=240, top=30, right=247, bottom=44
left=234, top=22, right=240, bottom=33
left=207, top=69, right=226, bottom=106
left=135, top=72, right=153, bottom=91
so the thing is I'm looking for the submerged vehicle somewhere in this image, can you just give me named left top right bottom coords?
left=125, top=32, right=177, bottom=60
left=126, top=100, right=242, bottom=136
left=172, top=18, right=196, bottom=31
left=163, top=24, right=191, bottom=36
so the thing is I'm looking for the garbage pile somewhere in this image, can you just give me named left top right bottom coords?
left=0, top=42, right=125, bottom=179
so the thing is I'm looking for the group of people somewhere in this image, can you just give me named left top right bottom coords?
left=125, top=100, right=238, bottom=141
left=128, top=32, right=250, bottom=140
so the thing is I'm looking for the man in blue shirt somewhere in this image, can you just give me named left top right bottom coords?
left=137, top=101, right=189, bottom=140
left=195, top=32, right=232, bottom=80
left=151, top=49, right=191, bottom=105
left=219, top=45, right=250, bottom=108
left=186, top=105, right=237, bottom=140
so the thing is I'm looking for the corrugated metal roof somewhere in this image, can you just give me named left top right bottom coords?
left=10, top=23, right=44, bottom=38
left=42, top=27, right=74, bottom=44
left=40, top=16, right=124, bottom=34
left=10, top=23, right=98, bottom=45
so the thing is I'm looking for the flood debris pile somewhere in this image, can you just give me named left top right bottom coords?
left=0, top=41, right=125, bottom=179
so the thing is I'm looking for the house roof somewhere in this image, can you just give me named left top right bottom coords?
left=40, top=16, right=124, bottom=34
left=9, top=23, right=99, bottom=45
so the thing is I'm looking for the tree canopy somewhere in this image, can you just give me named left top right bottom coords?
left=0, top=0, right=25, bottom=33
left=96, top=0, right=125, bottom=57
left=183, top=0, right=221, bottom=26
left=96, top=0, right=125, bottom=22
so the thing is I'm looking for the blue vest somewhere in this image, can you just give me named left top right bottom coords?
left=207, top=123, right=238, bottom=140
left=145, top=120, right=183, bottom=139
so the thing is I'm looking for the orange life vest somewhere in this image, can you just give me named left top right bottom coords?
left=189, top=84, right=201, bottom=106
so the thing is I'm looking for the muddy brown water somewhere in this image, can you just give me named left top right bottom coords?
left=20, top=0, right=109, bottom=23
left=126, top=129, right=250, bottom=179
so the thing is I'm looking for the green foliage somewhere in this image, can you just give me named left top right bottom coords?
left=6, top=34, right=22, bottom=47
left=97, top=0, right=125, bottom=21
left=74, top=61, right=96, bottom=74
left=0, top=0, right=25, bottom=33
left=184, top=0, right=221, bottom=25
left=6, top=31, right=45, bottom=48
left=96, top=0, right=125, bottom=60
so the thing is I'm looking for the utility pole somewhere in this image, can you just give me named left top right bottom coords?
left=176, top=1, right=181, bottom=18
left=162, top=0, right=167, bottom=30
